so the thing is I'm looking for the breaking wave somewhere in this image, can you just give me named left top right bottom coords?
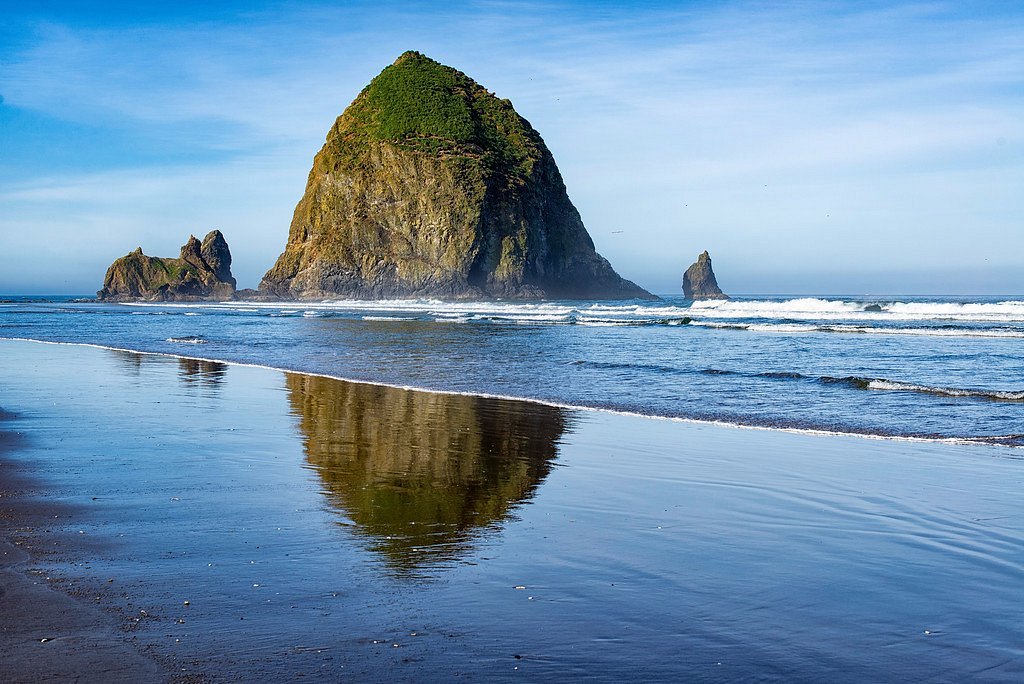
left=821, top=376, right=1024, bottom=402
left=119, top=297, right=1024, bottom=335
left=690, top=298, right=1024, bottom=323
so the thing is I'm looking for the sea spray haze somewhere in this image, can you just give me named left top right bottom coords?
left=2, top=294, right=1023, bottom=445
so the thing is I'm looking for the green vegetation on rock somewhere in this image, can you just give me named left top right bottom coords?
left=261, top=51, right=652, bottom=301
left=342, top=51, right=537, bottom=181
left=98, top=231, right=236, bottom=302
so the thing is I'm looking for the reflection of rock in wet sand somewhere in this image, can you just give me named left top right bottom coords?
left=177, top=358, right=227, bottom=386
left=286, top=374, right=568, bottom=573
left=109, top=349, right=145, bottom=375
left=106, top=350, right=227, bottom=388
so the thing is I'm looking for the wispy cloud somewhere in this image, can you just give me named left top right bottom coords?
left=1, top=1, right=1022, bottom=293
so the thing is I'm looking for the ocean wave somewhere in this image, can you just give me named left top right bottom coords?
left=965, top=434, right=1024, bottom=447
left=691, top=321, right=1024, bottom=338
left=166, top=336, right=208, bottom=344
left=573, top=360, right=689, bottom=375
left=821, top=376, right=1024, bottom=402
left=690, top=298, right=1024, bottom=323
left=824, top=325, right=1024, bottom=338
left=113, top=296, right=1024, bottom=329
left=867, top=379, right=1024, bottom=402
left=575, top=363, right=1020, bottom=403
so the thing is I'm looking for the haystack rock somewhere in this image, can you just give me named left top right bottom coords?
left=98, top=230, right=236, bottom=301
left=682, top=251, right=728, bottom=300
left=260, top=51, right=652, bottom=301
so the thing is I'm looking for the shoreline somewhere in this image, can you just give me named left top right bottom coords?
left=3, top=335, right=1020, bottom=451
left=0, top=412, right=168, bottom=682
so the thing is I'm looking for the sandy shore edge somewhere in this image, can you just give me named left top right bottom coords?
left=0, top=413, right=170, bottom=683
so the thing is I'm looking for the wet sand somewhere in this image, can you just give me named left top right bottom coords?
left=1, top=339, right=1023, bottom=681
left=0, top=412, right=166, bottom=682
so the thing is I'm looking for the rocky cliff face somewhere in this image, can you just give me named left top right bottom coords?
left=260, top=51, right=651, bottom=301
left=98, top=230, right=236, bottom=301
left=682, top=251, right=728, bottom=300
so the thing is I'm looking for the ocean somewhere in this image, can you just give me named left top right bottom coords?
left=2, top=294, right=1022, bottom=447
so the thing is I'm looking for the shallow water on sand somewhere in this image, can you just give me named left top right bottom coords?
left=2, top=339, right=1023, bottom=680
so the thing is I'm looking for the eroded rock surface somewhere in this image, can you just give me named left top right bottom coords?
left=682, top=250, right=728, bottom=300
left=260, top=51, right=651, bottom=301
left=98, top=230, right=236, bottom=301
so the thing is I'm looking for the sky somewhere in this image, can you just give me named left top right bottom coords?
left=1, top=0, right=1021, bottom=296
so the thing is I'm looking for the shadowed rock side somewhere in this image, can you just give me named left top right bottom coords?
left=98, top=230, right=236, bottom=302
left=285, top=373, right=567, bottom=573
left=682, top=250, right=728, bottom=300
left=261, top=51, right=652, bottom=301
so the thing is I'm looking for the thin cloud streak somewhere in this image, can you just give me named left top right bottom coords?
left=1, top=1, right=1021, bottom=294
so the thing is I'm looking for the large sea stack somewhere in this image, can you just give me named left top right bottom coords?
left=682, top=250, right=728, bottom=300
left=260, top=51, right=651, bottom=301
left=98, top=230, right=236, bottom=301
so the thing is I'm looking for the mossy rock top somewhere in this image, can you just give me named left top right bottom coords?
left=336, top=51, right=540, bottom=180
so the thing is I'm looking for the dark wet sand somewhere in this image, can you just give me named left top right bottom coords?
left=1, top=339, right=1023, bottom=682
left=0, top=415, right=166, bottom=682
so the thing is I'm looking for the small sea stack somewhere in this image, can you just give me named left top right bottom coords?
left=682, top=250, right=728, bottom=300
left=98, top=230, right=237, bottom=302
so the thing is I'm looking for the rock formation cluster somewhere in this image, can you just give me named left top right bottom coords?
left=97, top=230, right=236, bottom=301
left=98, top=53, right=654, bottom=302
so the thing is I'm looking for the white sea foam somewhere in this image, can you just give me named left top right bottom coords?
left=115, top=297, right=1024, bottom=330
left=691, top=321, right=1024, bottom=339
left=828, top=325, right=1024, bottom=339
left=690, top=298, right=1024, bottom=323
left=746, top=323, right=819, bottom=333
left=867, top=380, right=1024, bottom=401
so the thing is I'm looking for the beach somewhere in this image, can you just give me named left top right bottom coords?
left=1, top=338, right=1022, bottom=681
left=0, top=403, right=165, bottom=681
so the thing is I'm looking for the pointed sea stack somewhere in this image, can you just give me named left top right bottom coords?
left=98, top=230, right=237, bottom=301
left=260, top=51, right=652, bottom=301
left=682, top=251, right=728, bottom=300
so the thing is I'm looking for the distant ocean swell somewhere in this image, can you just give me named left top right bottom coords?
left=125, top=296, right=1024, bottom=321
left=572, top=361, right=1024, bottom=403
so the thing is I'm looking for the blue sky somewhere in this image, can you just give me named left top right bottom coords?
left=1, top=1, right=1021, bottom=295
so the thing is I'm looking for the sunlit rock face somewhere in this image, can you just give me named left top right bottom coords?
left=261, top=51, right=651, bottom=301
left=285, top=373, right=568, bottom=573
left=98, top=230, right=236, bottom=302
